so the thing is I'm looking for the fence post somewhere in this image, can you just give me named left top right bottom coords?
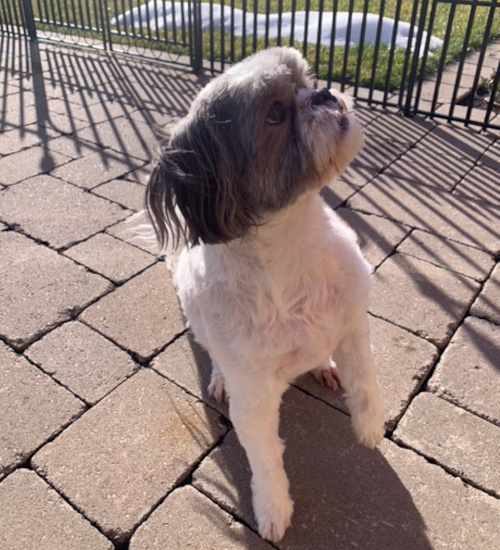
left=97, top=0, right=110, bottom=51
left=403, top=0, right=429, bottom=115
left=21, top=0, right=37, bottom=41
left=191, top=0, right=203, bottom=73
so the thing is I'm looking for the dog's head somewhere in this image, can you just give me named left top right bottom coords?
left=146, top=47, right=363, bottom=249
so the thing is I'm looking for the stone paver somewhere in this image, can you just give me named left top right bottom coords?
left=0, top=342, right=84, bottom=480
left=397, top=229, right=495, bottom=282
left=361, top=112, right=435, bottom=146
left=337, top=208, right=410, bottom=268
left=130, top=486, right=273, bottom=550
left=25, top=321, right=138, bottom=405
left=0, top=175, right=129, bottom=250
left=349, top=173, right=500, bottom=255
left=0, top=469, right=113, bottom=550
left=354, top=123, right=411, bottom=172
left=428, top=316, right=500, bottom=426
left=471, top=262, right=500, bottom=324
left=477, top=139, right=500, bottom=172
left=81, top=263, right=185, bottom=361
left=0, top=102, right=40, bottom=130
left=106, top=214, right=160, bottom=254
left=33, top=369, right=226, bottom=543
left=454, top=164, right=500, bottom=207
left=194, top=388, right=500, bottom=550
left=77, top=117, right=160, bottom=162
left=2, top=124, right=43, bottom=155
left=152, top=331, right=229, bottom=417
left=0, top=145, right=71, bottom=185
left=384, top=146, right=473, bottom=191
left=321, top=164, right=378, bottom=209
left=43, top=134, right=99, bottom=159
left=64, top=233, right=155, bottom=284
left=382, top=124, right=493, bottom=190
left=0, top=231, right=111, bottom=349
left=50, top=97, right=138, bottom=126
left=370, top=253, right=480, bottom=348
left=92, top=178, right=146, bottom=211
left=382, top=440, right=500, bottom=550
left=296, top=315, right=438, bottom=430
left=122, top=162, right=153, bottom=185
left=37, top=108, right=93, bottom=135
left=51, top=150, right=145, bottom=190
left=434, top=102, right=497, bottom=129
left=394, top=392, right=500, bottom=497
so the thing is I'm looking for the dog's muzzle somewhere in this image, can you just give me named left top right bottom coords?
left=311, top=87, right=347, bottom=113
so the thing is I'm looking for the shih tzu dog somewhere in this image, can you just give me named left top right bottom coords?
left=146, top=47, right=385, bottom=542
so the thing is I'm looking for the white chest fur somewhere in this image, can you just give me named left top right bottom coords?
left=174, top=194, right=372, bottom=381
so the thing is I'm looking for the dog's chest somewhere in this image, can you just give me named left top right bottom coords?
left=209, top=247, right=357, bottom=370
left=254, top=258, right=345, bottom=351
left=177, top=209, right=370, bottom=373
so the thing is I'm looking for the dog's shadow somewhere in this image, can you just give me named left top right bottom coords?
left=156, top=331, right=433, bottom=550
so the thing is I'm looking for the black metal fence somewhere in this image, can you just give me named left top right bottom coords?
left=1, top=0, right=499, bottom=129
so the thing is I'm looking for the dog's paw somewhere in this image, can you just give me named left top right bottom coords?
left=255, top=491, right=294, bottom=543
left=207, top=362, right=228, bottom=403
left=351, top=391, right=385, bottom=449
left=311, top=361, right=341, bottom=391
left=355, top=419, right=385, bottom=449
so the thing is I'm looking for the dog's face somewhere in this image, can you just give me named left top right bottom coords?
left=146, top=47, right=363, bottom=248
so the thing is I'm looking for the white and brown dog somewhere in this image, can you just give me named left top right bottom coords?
left=146, top=47, right=385, bottom=542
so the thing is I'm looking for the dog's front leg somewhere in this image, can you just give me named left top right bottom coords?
left=333, top=312, right=385, bottom=448
left=227, top=374, right=293, bottom=543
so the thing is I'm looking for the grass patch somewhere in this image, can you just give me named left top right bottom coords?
left=15, top=0, right=500, bottom=90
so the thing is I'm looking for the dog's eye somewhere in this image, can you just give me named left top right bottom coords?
left=266, top=101, right=286, bottom=125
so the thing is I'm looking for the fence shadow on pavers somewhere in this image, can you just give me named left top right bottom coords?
left=0, top=36, right=42, bottom=137
left=1, top=35, right=210, bottom=179
left=353, top=173, right=500, bottom=255
left=28, top=42, right=57, bottom=174
left=38, top=47, right=192, bottom=162
left=347, top=115, right=500, bottom=259
left=181, top=334, right=433, bottom=550
left=328, top=208, right=497, bottom=354
left=0, top=38, right=142, bottom=179
left=40, top=44, right=207, bottom=123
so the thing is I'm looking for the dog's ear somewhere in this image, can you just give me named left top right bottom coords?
left=146, top=127, right=258, bottom=249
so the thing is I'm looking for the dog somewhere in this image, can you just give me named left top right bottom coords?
left=146, top=47, right=385, bottom=542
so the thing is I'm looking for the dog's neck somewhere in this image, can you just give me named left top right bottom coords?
left=251, top=192, right=320, bottom=255
left=242, top=193, right=325, bottom=311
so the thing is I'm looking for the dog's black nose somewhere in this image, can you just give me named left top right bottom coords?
left=311, top=88, right=337, bottom=107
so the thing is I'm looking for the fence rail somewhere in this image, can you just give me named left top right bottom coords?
left=1, top=0, right=499, bottom=129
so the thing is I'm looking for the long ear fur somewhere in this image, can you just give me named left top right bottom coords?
left=146, top=124, right=259, bottom=249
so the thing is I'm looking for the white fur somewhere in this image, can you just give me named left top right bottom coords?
left=173, top=192, right=385, bottom=541
left=146, top=48, right=386, bottom=542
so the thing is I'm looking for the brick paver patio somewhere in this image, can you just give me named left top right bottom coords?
left=0, top=37, right=499, bottom=549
